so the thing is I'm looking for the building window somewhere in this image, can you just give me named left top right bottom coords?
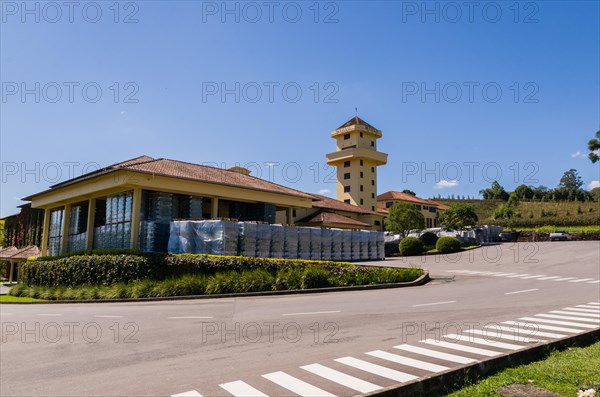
left=423, top=206, right=428, bottom=210
left=371, top=167, right=375, bottom=173
left=360, top=199, right=364, bottom=205
left=344, top=133, right=350, bottom=140
left=371, top=141, right=375, bottom=147
left=386, top=201, right=393, bottom=208
left=343, top=161, right=350, bottom=168
left=344, top=199, right=351, bottom=204
left=344, top=186, right=351, bottom=193
left=344, top=173, right=351, bottom=180
left=360, top=185, right=364, bottom=192
left=360, top=172, right=364, bottom=178
left=360, top=160, right=364, bottom=166
left=360, top=132, right=363, bottom=138
left=372, top=206, right=375, bottom=211
left=415, top=204, right=421, bottom=210
left=371, top=193, right=375, bottom=199
left=374, top=220, right=381, bottom=226
left=293, top=209, right=297, bottom=217
left=371, top=180, right=375, bottom=186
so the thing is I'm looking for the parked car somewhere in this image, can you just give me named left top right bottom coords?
left=549, top=231, right=572, bottom=241
left=498, top=232, right=513, bottom=242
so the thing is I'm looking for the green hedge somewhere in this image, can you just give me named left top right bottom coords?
left=399, top=237, right=424, bottom=256
left=419, top=232, right=439, bottom=246
left=10, top=266, right=425, bottom=300
left=20, top=253, right=364, bottom=287
left=436, top=236, right=461, bottom=254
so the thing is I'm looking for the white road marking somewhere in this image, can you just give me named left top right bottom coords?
left=588, top=280, right=600, bottom=284
left=503, top=321, right=585, bottom=334
left=421, top=339, right=501, bottom=357
left=496, top=323, right=567, bottom=338
left=519, top=275, right=546, bottom=279
left=568, top=278, right=595, bottom=283
left=534, top=313, right=600, bottom=323
left=366, top=350, right=449, bottom=373
left=493, top=273, right=518, bottom=277
left=412, top=300, right=456, bottom=308
left=0, top=313, right=13, bottom=316
left=393, top=344, right=476, bottom=364
left=551, top=310, right=600, bottom=318
left=281, top=311, right=340, bottom=316
left=536, top=276, right=561, bottom=281
left=464, top=328, right=547, bottom=343
left=262, top=371, right=335, bottom=397
left=219, top=381, right=268, bottom=397
left=167, top=316, right=213, bottom=319
left=335, top=356, right=418, bottom=383
left=301, top=363, right=382, bottom=393
left=93, top=315, right=123, bottom=318
left=552, top=277, right=577, bottom=282
left=577, top=305, right=600, bottom=309
left=564, top=307, right=600, bottom=313
left=519, top=317, right=596, bottom=329
left=505, top=289, right=539, bottom=295
left=37, top=314, right=61, bottom=317
left=171, top=391, right=203, bottom=397
left=442, top=334, right=525, bottom=350
left=507, top=274, right=530, bottom=278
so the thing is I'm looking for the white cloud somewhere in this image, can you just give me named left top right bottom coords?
left=433, top=180, right=458, bottom=189
left=588, top=180, right=600, bottom=190
left=120, top=110, right=127, bottom=115
left=318, top=189, right=331, bottom=195
left=571, top=150, right=582, bottom=158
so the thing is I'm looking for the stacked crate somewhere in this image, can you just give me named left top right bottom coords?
left=283, top=227, right=299, bottom=259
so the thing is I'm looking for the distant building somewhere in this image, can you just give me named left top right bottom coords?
left=377, top=191, right=450, bottom=229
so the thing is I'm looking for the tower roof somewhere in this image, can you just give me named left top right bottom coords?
left=337, top=116, right=377, bottom=131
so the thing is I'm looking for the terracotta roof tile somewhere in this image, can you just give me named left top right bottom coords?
left=377, top=191, right=448, bottom=210
left=337, top=116, right=378, bottom=131
left=9, top=246, right=40, bottom=259
left=0, top=246, right=19, bottom=259
left=310, top=194, right=380, bottom=215
left=298, top=211, right=370, bottom=227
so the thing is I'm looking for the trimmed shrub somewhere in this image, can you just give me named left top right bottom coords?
left=301, top=267, right=334, bottom=289
left=419, top=232, right=438, bottom=247
left=399, top=237, right=424, bottom=256
left=436, top=236, right=461, bottom=254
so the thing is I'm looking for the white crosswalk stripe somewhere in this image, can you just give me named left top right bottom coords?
left=485, top=325, right=565, bottom=339
left=366, top=350, right=449, bottom=373
left=588, top=280, right=600, bottom=284
left=568, top=278, right=595, bottom=283
left=534, top=313, right=600, bottom=323
left=172, top=391, right=203, bottom=397
left=563, top=307, right=600, bottom=313
left=421, top=339, right=502, bottom=357
left=507, top=273, right=531, bottom=278
left=220, top=381, right=268, bottom=397
left=519, top=317, right=597, bottom=329
left=493, top=273, right=518, bottom=277
left=393, top=344, right=476, bottom=364
left=301, top=363, right=382, bottom=393
left=549, top=310, right=600, bottom=318
left=502, top=320, right=584, bottom=334
left=552, top=277, right=577, bottom=281
left=519, top=275, right=546, bottom=279
left=536, top=276, right=561, bottom=280
left=442, top=334, right=525, bottom=350
left=577, top=305, right=600, bottom=309
left=587, top=302, right=600, bottom=305
left=464, top=328, right=547, bottom=342
left=335, top=357, right=418, bottom=383
left=262, top=371, right=335, bottom=397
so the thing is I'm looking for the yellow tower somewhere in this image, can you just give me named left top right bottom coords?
left=326, top=116, right=388, bottom=212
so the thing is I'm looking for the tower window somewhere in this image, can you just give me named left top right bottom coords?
left=344, top=134, right=350, bottom=140
left=344, top=186, right=351, bottom=193
left=371, top=141, right=375, bottom=147
left=371, top=167, right=375, bottom=173
left=344, top=173, right=351, bottom=180
left=372, top=206, right=375, bottom=211
left=360, top=160, right=364, bottom=166
left=343, top=161, right=350, bottom=168
left=360, top=199, right=364, bottom=205
left=371, top=180, right=375, bottom=186
left=360, top=132, right=363, bottom=138
left=360, top=172, right=364, bottom=178
left=360, top=185, right=364, bottom=192
left=344, top=199, right=351, bottom=204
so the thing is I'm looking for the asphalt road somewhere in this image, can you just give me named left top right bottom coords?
left=0, top=242, right=599, bottom=397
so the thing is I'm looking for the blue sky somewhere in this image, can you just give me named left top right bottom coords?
left=1, top=0, right=599, bottom=217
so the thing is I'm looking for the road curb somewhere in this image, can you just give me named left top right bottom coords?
left=0, top=272, right=430, bottom=304
left=362, top=328, right=600, bottom=397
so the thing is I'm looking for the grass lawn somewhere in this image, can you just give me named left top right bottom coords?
left=509, top=225, right=600, bottom=233
left=444, top=341, right=600, bottom=397
left=0, top=295, right=46, bottom=303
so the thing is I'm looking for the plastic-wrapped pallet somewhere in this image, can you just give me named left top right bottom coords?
left=341, top=229, right=352, bottom=261
left=239, top=222, right=257, bottom=257
left=298, top=227, right=312, bottom=260
left=377, top=231, right=385, bottom=260
left=331, top=229, right=343, bottom=261
left=351, top=230, right=361, bottom=261
left=321, top=228, right=333, bottom=261
left=269, top=224, right=284, bottom=259
left=358, top=230, right=369, bottom=260
left=283, top=227, right=299, bottom=259
left=255, top=223, right=272, bottom=258
left=309, top=227, right=322, bottom=261
left=221, top=220, right=240, bottom=256
left=367, top=231, right=378, bottom=260
left=167, top=222, right=182, bottom=254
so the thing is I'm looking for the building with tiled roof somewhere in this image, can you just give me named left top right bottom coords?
left=377, top=191, right=449, bottom=228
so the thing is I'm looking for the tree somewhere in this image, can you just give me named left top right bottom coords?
left=0, top=220, right=4, bottom=247
left=439, top=204, right=478, bottom=231
left=479, top=181, right=509, bottom=200
left=386, top=202, right=425, bottom=238
left=513, top=184, right=534, bottom=200
left=402, top=189, right=416, bottom=196
left=558, top=169, right=583, bottom=190
left=591, top=187, right=600, bottom=202
left=588, top=130, right=600, bottom=163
